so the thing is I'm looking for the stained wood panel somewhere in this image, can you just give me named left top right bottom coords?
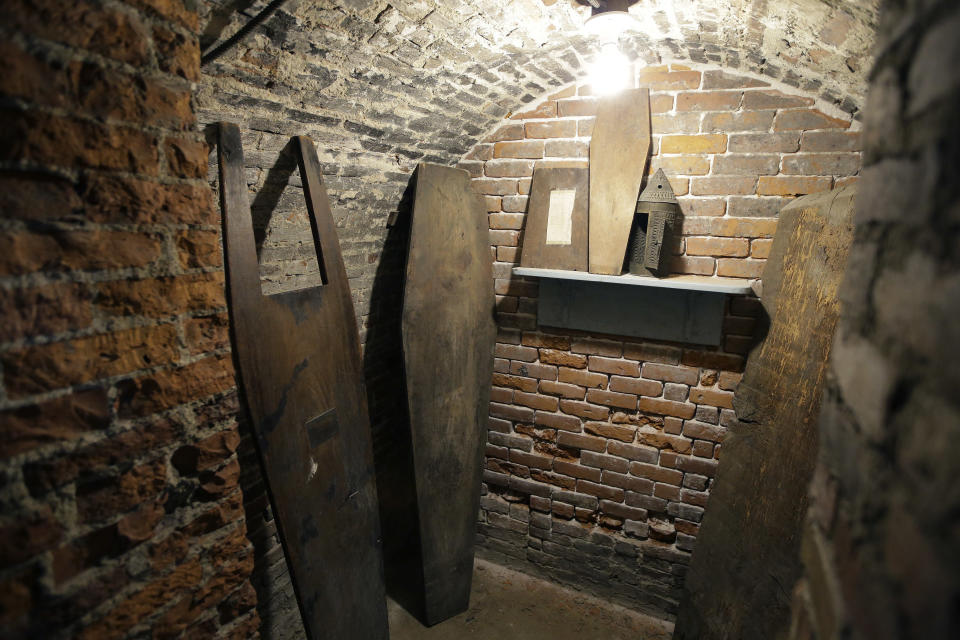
left=588, top=88, right=651, bottom=275
left=401, top=163, right=496, bottom=625
left=519, top=167, right=589, bottom=271
left=218, top=124, right=388, bottom=640
left=675, top=187, right=857, bottom=640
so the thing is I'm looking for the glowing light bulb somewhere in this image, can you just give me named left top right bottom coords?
left=590, top=42, right=632, bottom=96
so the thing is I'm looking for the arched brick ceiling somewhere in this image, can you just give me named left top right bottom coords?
left=198, top=0, right=878, bottom=162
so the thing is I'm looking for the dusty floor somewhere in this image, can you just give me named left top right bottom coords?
left=388, top=559, right=674, bottom=640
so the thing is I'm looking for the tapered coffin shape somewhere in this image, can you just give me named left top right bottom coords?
left=588, top=88, right=651, bottom=275
left=401, top=163, right=496, bottom=625
left=217, top=124, right=388, bottom=640
left=675, top=187, right=858, bottom=640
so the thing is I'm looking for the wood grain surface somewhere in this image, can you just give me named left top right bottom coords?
left=519, top=167, right=589, bottom=271
left=401, top=163, right=497, bottom=625
left=675, top=186, right=857, bottom=640
left=218, top=124, right=388, bottom=640
left=588, top=88, right=651, bottom=275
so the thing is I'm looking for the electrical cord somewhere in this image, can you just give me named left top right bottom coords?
left=201, top=0, right=291, bottom=66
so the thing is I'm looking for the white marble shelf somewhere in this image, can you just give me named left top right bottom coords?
left=512, top=267, right=754, bottom=295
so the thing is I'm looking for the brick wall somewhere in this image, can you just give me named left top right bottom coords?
left=0, top=1, right=257, bottom=637
left=788, top=0, right=960, bottom=637
left=464, top=65, right=862, bottom=618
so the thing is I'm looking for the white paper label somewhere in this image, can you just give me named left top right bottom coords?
left=545, top=189, right=576, bottom=245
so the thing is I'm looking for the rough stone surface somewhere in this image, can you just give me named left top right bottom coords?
left=788, top=1, right=960, bottom=639
left=0, top=1, right=258, bottom=638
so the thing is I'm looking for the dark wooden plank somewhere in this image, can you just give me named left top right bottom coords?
left=401, top=163, right=497, bottom=625
left=588, top=88, right=651, bottom=275
left=537, top=279, right=725, bottom=345
left=519, top=167, right=589, bottom=271
left=218, top=123, right=388, bottom=640
left=675, top=186, right=857, bottom=640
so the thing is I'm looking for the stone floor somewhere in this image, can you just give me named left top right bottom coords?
left=388, top=559, right=674, bottom=640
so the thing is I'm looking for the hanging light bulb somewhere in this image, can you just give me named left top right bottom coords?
left=583, top=2, right=637, bottom=96
left=590, top=41, right=632, bottom=96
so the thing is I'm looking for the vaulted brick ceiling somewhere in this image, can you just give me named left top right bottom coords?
left=199, top=0, right=879, bottom=156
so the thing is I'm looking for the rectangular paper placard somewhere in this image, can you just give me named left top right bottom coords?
left=546, top=189, right=577, bottom=245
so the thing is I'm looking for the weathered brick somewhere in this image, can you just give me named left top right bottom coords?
left=581, top=450, right=630, bottom=473
left=539, top=349, right=587, bottom=368
left=96, top=273, right=225, bottom=318
left=800, top=130, right=861, bottom=152
left=510, top=361, right=558, bottom=380
left=607, top=441, right=659, bottom=464
left=489, top=402, right=535, bottom=422
left=485, top=159, right=535, bottom=177
left=726, top=196, right=790, bottom=218
left=584, top=421, right=637, bottom=443
left=599, top=500, right=648, bottom=522
left=544, top=139, right=589, bottom=158
left=728, top=132, right=800, bottom=153
left=661, top=134, right=727, bottom=154
left=577, top=480, right=624, bottom=502
left=0, top=229, right=164, bottom=276
left=651, top=156, right=711, bottom=176
left=630, top=462, right=683, bottom=485
left=553, top=459, right=602, bottom=482
left=691, top=177, right=756, bottom=196
left=637, top=397, right=697, bottom=419
left=514, top=391, right=559, bottom=412
left=709, top=217, right=778, bottom=238
left=625, top=492, right=667, bottom=513
left=3, top=325, right=179, bottom=397
left=525, top=120, right=577, bottom=138
left=539, top=380, right=585, bottom=400
left=571, top=338, right=622, bottom=357
left=485, top=123, right=524, bottom=142
left=601, top=469, right=654, bottom=494
left=781, top=153, right=860, bottom=176
left=636, top=428, right=693, bottom=454
left=685, top=237, right=750, bottom=257
left=774, top=109, right=851, bottom=131
left=511, top=101, right=557, bottom=119
left=585, top=388, right=637, bottom=411
left=522, top=332, right=571, bottom=349
left=717, top=258, right=765, bottom=278
left=509, top=450, right=552, bottom=470
left=712, top=154, right=780, bottom=176
left=552, top=489, right=599, bottom=510
left=676, top=91, right=742, bottom=111
left=758, top=176, right=834, bottom=196
left=558, top=367, right=606, bottom=389
left=587, top=356, right=639, bottom=377
left=1, top=388, right=110, bottom=459
left=741, top=90, right=814, bottom=110
left=701, top=70, right=769, bottom=90
left=494, top=343, right=538, bottom=362
left=641, top=362, right=699, bottom=385
left=718, top=371, right=742, bottom=391
left=558, top=400, right=609, bottom=421
left=534, top=411, right=581, bottom=432
left=688, top=388, right=735, bottom=409
left=115, top=354, right=235, bottom=418
left=556, top=431, right=606, bottom=452
left=622, top=343, right=682, bottom=365
left=636, top=69, right=702, bottom=90
left=702, top=110, right=776, bottom=132
left=489, top=213, right=525, bottom=230
left=492, top=373, right=538, bottom=392
left=473, top=178, right=518, bottom=195
left=556, top=98, right=599, bottom=117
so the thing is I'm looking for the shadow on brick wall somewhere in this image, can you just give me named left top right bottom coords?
left=362, top=171, right=428, bottom=623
